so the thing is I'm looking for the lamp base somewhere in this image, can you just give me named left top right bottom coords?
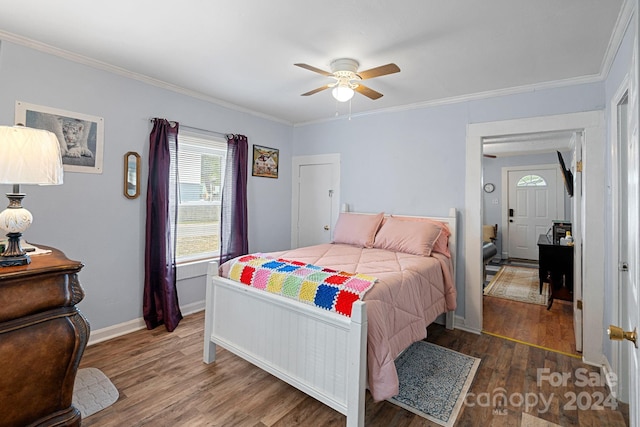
left=0, top=253, right=31, bottom=267
left=0, top=232, right=30, bottom=267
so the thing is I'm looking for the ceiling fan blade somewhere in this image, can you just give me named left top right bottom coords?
left=357, top=63, right=401, bottom=80
left=301, top=85, right=331, bottom=96
left=294, top=63, right=332, bottom=76
left=354, top=84, right=383, bottom=100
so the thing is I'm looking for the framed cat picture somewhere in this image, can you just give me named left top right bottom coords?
left=15, top=101, right=104, bottom=174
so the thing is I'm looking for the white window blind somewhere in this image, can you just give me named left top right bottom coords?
left=173, top=130, right=227, bottom=262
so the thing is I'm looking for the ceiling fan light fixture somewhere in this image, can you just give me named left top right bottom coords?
left=332, top=85, right=354, bottom=102
left=296, top=58, right=398, bottom=101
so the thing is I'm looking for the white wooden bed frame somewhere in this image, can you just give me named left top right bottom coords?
left=203, top=208, right=457, bottom=427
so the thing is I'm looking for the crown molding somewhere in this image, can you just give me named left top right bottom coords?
left=600, top=0, right=635, bottom=79
left=2, top=0, right=632, bottom=131
left=297, top=1, right=635, bottom=127
left=294, top=73, right=603, bottom=127
left=0, top=30, right=292, bottom=127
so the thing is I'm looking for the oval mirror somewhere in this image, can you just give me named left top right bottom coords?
left=124, top=151, right=141, bottom=199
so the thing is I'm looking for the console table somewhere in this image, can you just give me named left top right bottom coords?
left=0, top=245, right=89, bottom=427
left=537, top=234, right=573, bottom=309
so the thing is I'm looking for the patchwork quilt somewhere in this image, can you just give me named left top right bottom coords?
left=227, top=254, right=377, bottom=317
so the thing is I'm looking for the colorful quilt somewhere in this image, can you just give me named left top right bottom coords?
left=227, top=254, right=378, bottom=317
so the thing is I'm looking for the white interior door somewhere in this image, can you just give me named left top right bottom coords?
left=297, top=163, right=333, bottom=247
left=507, top=166, right=562, bottom=260
left=618, top=30, right=640, bottom=425
left=291, top=154, right=340, bottom=249
left=616, top=90, right=630, bottom=402
left=625, top=121, right=640, bottom=427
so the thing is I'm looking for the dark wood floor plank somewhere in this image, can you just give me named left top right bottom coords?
left=78, top=311, right=627, bottom=426
left=483, top=294, right=577, bottom=355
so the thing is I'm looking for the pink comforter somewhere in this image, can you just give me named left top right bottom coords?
left=220, top=243, right=457, bottom=401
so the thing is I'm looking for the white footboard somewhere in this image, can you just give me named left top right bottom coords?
left=203, top=261, right=367, bottom=427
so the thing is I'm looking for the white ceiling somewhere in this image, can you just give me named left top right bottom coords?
left=0, top=0, right=628, bottom=125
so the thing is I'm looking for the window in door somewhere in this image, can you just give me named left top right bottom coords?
left=172, top=131, right=227, bottom=262
left=516, top=174, right=547, bottom=187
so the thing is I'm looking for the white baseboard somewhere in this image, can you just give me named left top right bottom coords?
left=180, top=300, right=206, bottom=316
left=87, top=300, right=205, bottom=346
left=453, top=315, right=482, bottom=335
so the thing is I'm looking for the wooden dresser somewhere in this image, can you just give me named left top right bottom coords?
left=0, top=245, right=89, bottom=427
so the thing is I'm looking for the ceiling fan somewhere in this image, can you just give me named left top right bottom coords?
left=294, top=58, right=400, bottom=102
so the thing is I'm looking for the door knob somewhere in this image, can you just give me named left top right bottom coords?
left=324, top=225, right=330, bottom=231
left=607, top=325, right=638, bottom=348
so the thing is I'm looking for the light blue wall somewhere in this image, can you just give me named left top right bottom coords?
left=0, top=41, right=293, bottom=330
left=293, top=83, right=604, bottom=317
left=603, top=12, right=635, bottom=363
left=0, top=21, right=629, bottom=330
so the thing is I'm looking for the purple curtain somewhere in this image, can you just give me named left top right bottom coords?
left=144, top=118, right=182, bottom=332
left=219, top=134, right=249, bottom=265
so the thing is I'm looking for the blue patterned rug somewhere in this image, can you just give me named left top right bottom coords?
left=389, top=341, right=481, bottom=427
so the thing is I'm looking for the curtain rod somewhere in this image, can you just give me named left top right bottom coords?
left=149, top=118, right=232, bottom=139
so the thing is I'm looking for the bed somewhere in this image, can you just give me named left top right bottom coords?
left=203, top=208, right=457, bottom=427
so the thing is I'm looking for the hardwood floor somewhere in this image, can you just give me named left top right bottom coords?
left=79, top=311, right=628, bottom=426
left=483, top=260, right=578, bottom=356
left=483, top=295, right=577, bottom=356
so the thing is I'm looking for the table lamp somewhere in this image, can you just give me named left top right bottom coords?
left=0, top=125, right=63, bottom=266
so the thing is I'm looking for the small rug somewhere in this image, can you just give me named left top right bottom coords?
left=484, top=263, right=501, bottom=287
left=483, top=265, right=548, bottom=306
left=72, top=368, right=119, bottom=418
left=389, top=341, right=481, bottom=427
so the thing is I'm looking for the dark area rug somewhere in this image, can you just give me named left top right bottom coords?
left=389, top=341, right=480, bottom=427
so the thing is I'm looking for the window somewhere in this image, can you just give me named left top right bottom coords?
left=516, top=174, right=547, bottom=187
left=172, top=131, right=226, bottom=262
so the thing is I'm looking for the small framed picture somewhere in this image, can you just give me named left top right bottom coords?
left=15, top=101, right=104, bottom=174
left=252, top=145, right=279, bottom=178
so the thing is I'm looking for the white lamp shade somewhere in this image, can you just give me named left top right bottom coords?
left=332, top=85, right=355, bottom=102
left=0, top=125, right=64, bottom=185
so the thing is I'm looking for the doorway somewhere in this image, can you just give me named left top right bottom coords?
left=482, top=156, right=575, bottom=354
left=465, top=111, right=606, bottom=365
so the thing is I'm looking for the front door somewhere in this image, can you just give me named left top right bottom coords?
left=507, top=166, right=562, bottom=260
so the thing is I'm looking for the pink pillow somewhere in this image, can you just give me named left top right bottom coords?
left=389, top=215, right=452, bottom=258
left=332, top=212, right=384, bottom=248
left=373, top=216, right=443, bottom=256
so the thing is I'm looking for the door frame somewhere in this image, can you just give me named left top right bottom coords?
left=500, top=163, right=566, bottom=260
left=291, top=154, right=341, bottom=248
left=464, top=110, right=605, bottom=365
